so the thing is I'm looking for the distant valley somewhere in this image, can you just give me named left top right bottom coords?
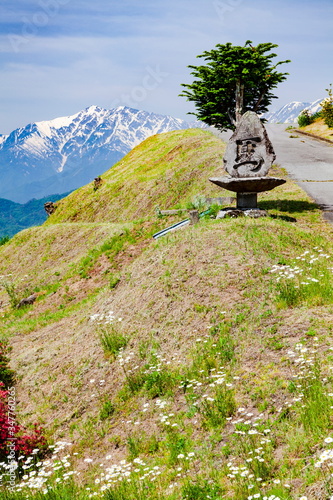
left=0, top=193, right=68, bottom=238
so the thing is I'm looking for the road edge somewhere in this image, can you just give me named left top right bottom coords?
left=294, top=128, right=333, bottom=145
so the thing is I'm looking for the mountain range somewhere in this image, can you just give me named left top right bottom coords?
left=0, top=100, right=323, bottom=206
left=262, top=98, right=322, bottom=123
left=0, top=106, right=204, bottom=204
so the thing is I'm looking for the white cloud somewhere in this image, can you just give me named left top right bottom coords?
left=0, top=0, right=331, bottom=133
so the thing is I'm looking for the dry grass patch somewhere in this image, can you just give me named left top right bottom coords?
left=300, top=117, right=333, bottom=142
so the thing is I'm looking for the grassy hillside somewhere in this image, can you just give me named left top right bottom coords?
left=1, top=129, right=333, bottom=500
left=45, top=129, right=228, bottom=224
left=299, top=117, right=333, bottom=142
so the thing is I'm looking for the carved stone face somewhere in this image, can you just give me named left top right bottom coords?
left=234, top=136, right=264, bottom=174
left=223, top=112, right=275, bottom=178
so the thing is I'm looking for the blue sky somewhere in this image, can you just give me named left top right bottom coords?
left=0, top=0, right=332, bottom=134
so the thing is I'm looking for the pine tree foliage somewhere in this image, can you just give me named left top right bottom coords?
left=180, top=41, right=290, bottom=131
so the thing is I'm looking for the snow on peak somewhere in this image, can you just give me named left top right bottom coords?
left=36, top=110, right=80, bottom=133
left=85, top=105, right=103, bottom=114
left=262, top=98, right=322, bottom=123
left=0, top=134, right=8, bottom=146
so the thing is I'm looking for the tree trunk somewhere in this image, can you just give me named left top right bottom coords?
left=253, top=87, right=267, bottom=112
left=235, top=80, right=244, bottom=125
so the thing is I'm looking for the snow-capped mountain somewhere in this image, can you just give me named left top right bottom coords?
left=262, top=98, right=322, bottom=123
left=0, top=106, right=205, bottom=203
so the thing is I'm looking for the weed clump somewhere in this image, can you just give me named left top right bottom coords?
left=0, top=342, right=15, bottom=387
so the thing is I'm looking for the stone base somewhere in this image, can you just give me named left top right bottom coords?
left=237, top=192, right=257, bottom=209
left=209, top=176, right=286, bottom=193
left=216, top=208, right=268, bottom=219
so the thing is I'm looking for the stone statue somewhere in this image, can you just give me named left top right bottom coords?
left=223, top=111, right=275, bottom=177
left=210, top=111, right=285, bottom=210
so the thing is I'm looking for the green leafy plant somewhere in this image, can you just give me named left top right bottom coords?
left=166, top=428, right=189, bottom=465
left=200, top=385, right=236, bottom=428
left=321, top=84, right=333, bottom=128
left=99, top=325, right=128, bottom=358
left=186, top=194, right=207, bottom=211
left=127, top=433, right=159, bottom=460
left=144, top=368, right=178, bottom=398
left=202, top=203, right=222, bottom=219
left=99, top=399, right=115, bottom=420
left=0, top=277, right=19, bottom=308
left=0, top=342, right=15, bottom=387
left=0, top=236, right=10, bottom=246
left=180, top=40, right=290, bottom=130
left=182, top=479, right=223, bottom=500
left=121, top=368, right=147, bottom=398
left=298, top=108, right=314, bottom=127
left=109, top=273, right=121, bottom=289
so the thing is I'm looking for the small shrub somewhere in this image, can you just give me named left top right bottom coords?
left=200, top=385, right=236, bottom=428
left=0, top=277, right=19, bottom=308
left=182, top=479, right=223, bottom=500
left=298, top=109, right=314, bottom=127
left=99, top=326, right=128, bottom=358
left=99, top=399, right=115, bottom=420
left=0, top=342, right=15, bottom=387
left=321, top=84, right=333, bottom=128
left=0, top=236, right=10, bottom=246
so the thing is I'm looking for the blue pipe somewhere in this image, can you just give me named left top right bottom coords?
left=152, top=210, right=210, bottom=239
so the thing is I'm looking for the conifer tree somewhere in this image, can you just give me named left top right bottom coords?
left=180, top=41, right=290, bottom=131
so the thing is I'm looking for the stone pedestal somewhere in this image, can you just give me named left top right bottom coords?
left=209, top=176, right=286, bottom=209
left=208, top=111, right=286, bottom=217
left=237, top=193, right=257, bottom=209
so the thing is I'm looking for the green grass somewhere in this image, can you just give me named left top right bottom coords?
left=0, top=288, right=101, bottom=338
left=200, top=384, right=236, bottom=428
left=99, top=398, right=115, bottom=420
left=99, top=325, right=128, bottom=357
left=44, top=129, right=227, bottom=225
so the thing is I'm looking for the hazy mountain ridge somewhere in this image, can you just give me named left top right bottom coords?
left=0, top=106, right=204, bottom=203
left=0, top=193, right=69, bottom=238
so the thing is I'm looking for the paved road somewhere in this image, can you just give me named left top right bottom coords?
left=215, top=124, right=333, bottom=221
left=266, top=124, right=333, bottom=221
